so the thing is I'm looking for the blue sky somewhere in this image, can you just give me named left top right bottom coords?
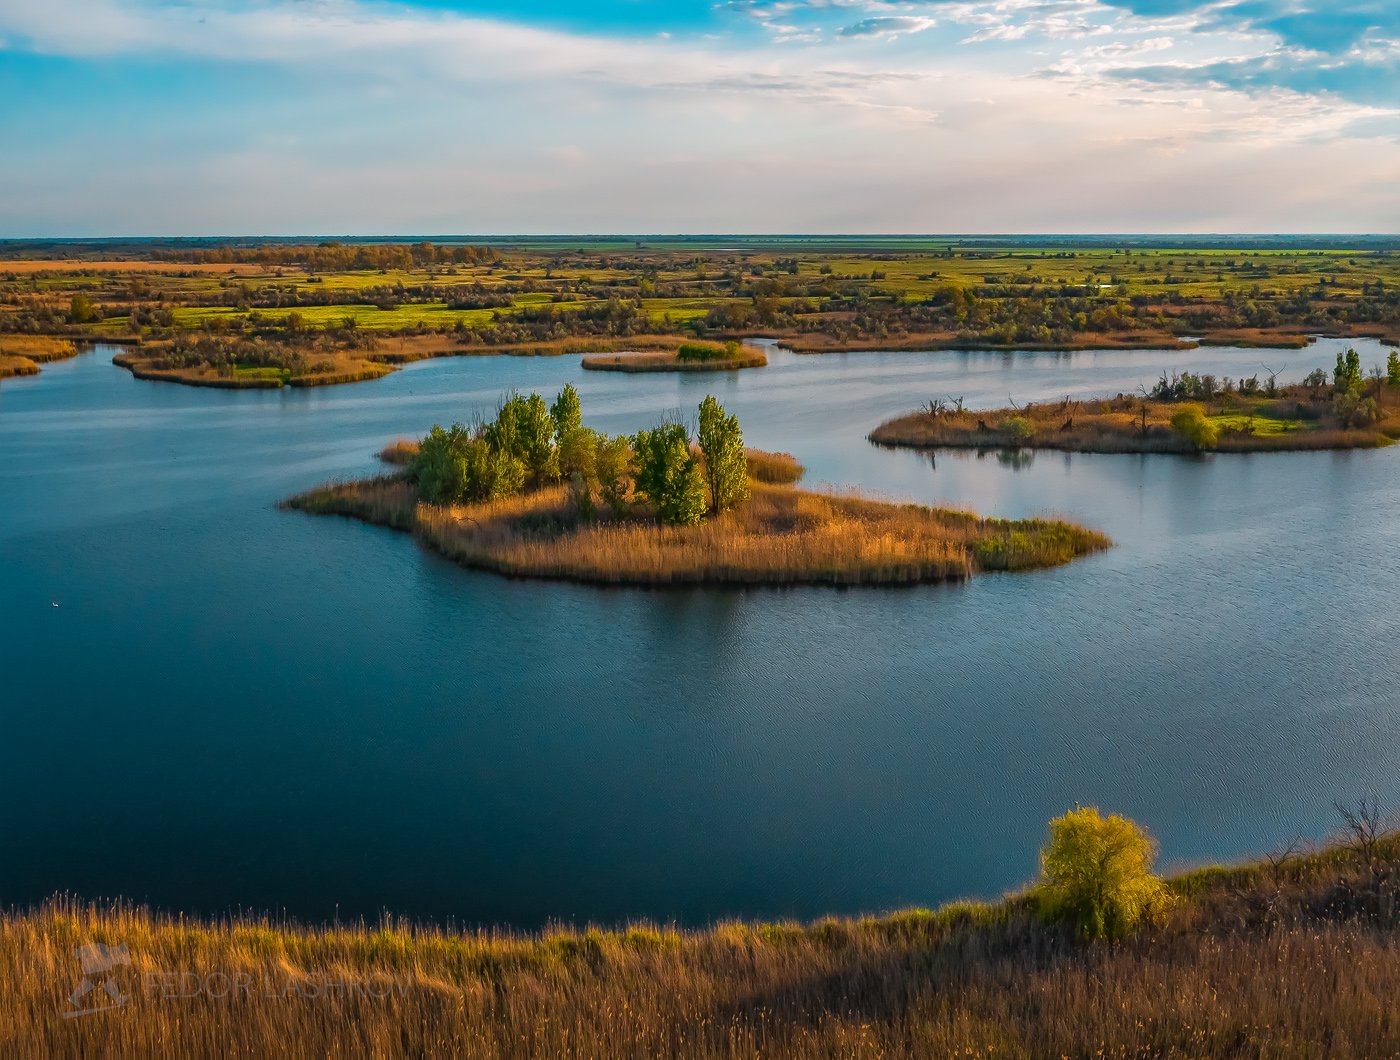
left=1, top=0, right=1397, bottom=235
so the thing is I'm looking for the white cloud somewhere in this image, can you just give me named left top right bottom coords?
left=1, top=0, right=1397, bottom=233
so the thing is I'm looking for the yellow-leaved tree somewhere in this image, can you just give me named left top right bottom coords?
left=1036, top=807, right=1170, bottom=940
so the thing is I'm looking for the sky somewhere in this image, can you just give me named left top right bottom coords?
left=1, top=0, right=1398, bottom=235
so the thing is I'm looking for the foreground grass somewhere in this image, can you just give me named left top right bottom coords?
left=12, top=835, right=1400, bottom=1058
left=872, top=386, right=1400, bottom=454
left=283, top=455, right=1107, bottom=586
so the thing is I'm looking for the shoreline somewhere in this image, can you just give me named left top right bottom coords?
left=26, top=324, right=1393, bottom=392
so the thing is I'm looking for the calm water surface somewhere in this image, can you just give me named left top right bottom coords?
left=4, top=339, right=1400, bottom=927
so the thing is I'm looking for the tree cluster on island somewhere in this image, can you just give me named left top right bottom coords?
left=411, top=385, right=750, bottom=526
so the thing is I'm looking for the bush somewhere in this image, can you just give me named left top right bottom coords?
left=1002, top=416, right=1035, bottom=445
left=1333, top=391, right=1380, bottom=428
left=1035, top=807, right=1170, bottom=940
left=677, top=342, right=732, bottom=363
left=1170, top=403, right=1218, bottom=451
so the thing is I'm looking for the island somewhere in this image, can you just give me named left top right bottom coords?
left=872, top=351, right=1400, bottom=455
left=581, top=341, right=767, bottom=373
left=286, top=386, right=1108, bottom=585
left=0, top=336, right=80, bottom=379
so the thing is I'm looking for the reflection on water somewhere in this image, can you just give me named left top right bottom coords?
left=3, top=337, right=1400, bottom=928
left=995, top=449, right=1036, bottom=471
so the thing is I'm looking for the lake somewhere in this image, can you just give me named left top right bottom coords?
left=4, top=337, right=1399, bottom=928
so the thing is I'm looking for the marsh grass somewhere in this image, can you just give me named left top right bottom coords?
left=377, top=439, right=421, bottom=466
left=0, top=336, right=79, bottom=378
left=581, top=345, right=767, bottom=373
left=743, top=449, right=805, bottom=485
left=12, top=836, right=1400, bottom=1058
left=285, top=461, right=1107, bottom=586
left=872, top=388, right=1400, bottom=455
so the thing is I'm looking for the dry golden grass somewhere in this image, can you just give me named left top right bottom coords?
left=0, top=336, right=79, bottom=378
left=11, top=837, right=1400, bottom=1058
left=872, top=388, right=1400, bottom=454
left=744, top=449, right=804, bottom=485
left=377, top=439, right=421, bottom=466
left=286, top=463, right=1107, bottom=586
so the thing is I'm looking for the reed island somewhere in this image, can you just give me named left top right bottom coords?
left=872, top=349, right=1400, bottom=455
left=286, top=386, right=1108, bottom=586
left=581, top=341, right=767, bottom=373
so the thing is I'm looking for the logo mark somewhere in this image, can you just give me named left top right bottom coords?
left=64, top=943, right=131, bottom=1019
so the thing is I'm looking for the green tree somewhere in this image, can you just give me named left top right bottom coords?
left=69, top=294, right=96, bottom=325
left=1387, top=350, right=1400, bottom=387
left=486, top=393, right=558, bottom=482
left=1035, top=807, right=1169, bottom=940
left=557, top=426, right=599, bottom=516
left=550, top=384, right=582, bottom=438
left=461, top=439, right=526, bottom=502
left=595, top=435, right=634, bottom=516
left=1335, top=348, right=1363, bottom=395
left=413, top=424, right=473, bottom=505
left=632, top=422, right=706, bottom=526
left=697, top=396, right=750, bottom=514
left=1170, top=403, right=1218, bottom=451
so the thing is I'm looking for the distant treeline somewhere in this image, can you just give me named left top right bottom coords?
left=149, top=242, right=501, bottom=271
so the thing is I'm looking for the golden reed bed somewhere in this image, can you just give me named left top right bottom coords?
left=285, top=457, right=1107, bottom=587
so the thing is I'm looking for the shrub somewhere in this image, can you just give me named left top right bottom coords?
left=1169, top=403, right=1218, bottom=451
left=1035, top=807, right=1170, bottom=940
left=1002, top=416, right=1035, bottom=445
left=1333, top=391, right=1380, bottom=428
left=677, top=342, right=731, bottom=363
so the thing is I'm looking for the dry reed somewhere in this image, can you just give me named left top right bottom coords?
left=285, top=468, right=1107, bottom=587
left=10, top=837, right=1400, bottom=1058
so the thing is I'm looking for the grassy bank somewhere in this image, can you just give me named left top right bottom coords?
left=0, top=335, right=79, bottom=378
left=284, top=453, right=1107, bottom=586
left=872, top=383, right=1400, bottom=455
left=12, top=829, right=1400, bottom=1058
